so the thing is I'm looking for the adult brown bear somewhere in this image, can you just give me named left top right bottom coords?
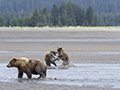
left=57, top=47, right=70, bottom=66
left=44, top=51, right=58, bottom=66
left=7, top=57, right=47, bottom=79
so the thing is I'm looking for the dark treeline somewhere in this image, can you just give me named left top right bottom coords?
left=0, top=0, right=120, bottom=13
left=0, top=2, right=100, bottom=27
left=98, top=13, right=120, bottom=26
left=0, top=1, right=120, bottom=27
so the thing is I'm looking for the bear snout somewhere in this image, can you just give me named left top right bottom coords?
left=7, top=64, right=11, bottom=68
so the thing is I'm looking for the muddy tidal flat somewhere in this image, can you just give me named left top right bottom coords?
left=0, top=27, right=120, bottom=90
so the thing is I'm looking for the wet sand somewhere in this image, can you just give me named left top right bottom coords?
left=1, top=82, right=120, bottom=90
left=0, top=27, right=120, bottom=90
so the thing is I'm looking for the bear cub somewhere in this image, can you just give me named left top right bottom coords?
left=44, top=51, right=59, bottom=66
left=57, top=47, right=70, bottom=66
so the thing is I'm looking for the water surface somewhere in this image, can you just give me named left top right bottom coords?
left=0, top=63, right=120, bottom=88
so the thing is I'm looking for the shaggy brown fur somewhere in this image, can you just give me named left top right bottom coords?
left=44, top=51, right=58, bottom=66
left=7, top=57, right=47, bottom=79
left=57, top=47, right=70, bottom=66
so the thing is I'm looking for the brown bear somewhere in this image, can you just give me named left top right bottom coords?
left=7, top=57, right=47, bottom=79
left=44, top=51, right=59, bottom=66
left=57, top=47, right=70, bottom=66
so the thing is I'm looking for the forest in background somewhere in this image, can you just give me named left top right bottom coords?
left=0, top=0, right=120, bottom=27
left=0, top=0, right=120, bottom=13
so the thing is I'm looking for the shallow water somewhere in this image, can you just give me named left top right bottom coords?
left=0, top=34, right=120, bottom=89
left=0, top=63, right=120, bottom=88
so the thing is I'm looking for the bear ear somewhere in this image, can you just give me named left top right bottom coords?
left=57, top=47, right=62, bottom=52
left=12, top=57, right=17, bottom=62
left=59, top=47, right=62, bottom=50
left=57, top=46, right=62, bottom=50
left=10, top=57, right=17, bottom=64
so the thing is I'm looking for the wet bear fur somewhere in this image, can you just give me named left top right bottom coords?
left=7, top=57, right=47, bottom=79
left=44, top=51, right=58, bottom=66
left=57, top=47, right=70, bottom=66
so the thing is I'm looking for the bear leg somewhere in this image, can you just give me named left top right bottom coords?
left=38, top=73, right=43, bottom=79
left=46, top=62, right=51, bottom=67
left=52, top=62, right=57, bottom=66
left=43, top=69, right=47, bottom=77
left=38, top=71, right=46, bottom=79
left=26, top=71, right=32, bottom=79
left=35, top=66, right=46, bottom=79
left=18, top=69, right=23, bottom=78
left=61, top=57, right=69, bottom=66
left=18, top=72, right=23, bottom=78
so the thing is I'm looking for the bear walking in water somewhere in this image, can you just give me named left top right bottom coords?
left=44, top=51, right=59, bottom=66
left=7, top=57, right=47, bottom=79
left=57, top=47, right=70, bottom=66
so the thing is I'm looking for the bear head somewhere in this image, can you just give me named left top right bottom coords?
left=57, top=47, right=62, bottom=52
left=50, top=51, right=57, bottom=56
left=7, top=57, right=17, bottom=68
left=57, top=46, right=64, bottom=57
left=7, top=57, right=29, bottom=68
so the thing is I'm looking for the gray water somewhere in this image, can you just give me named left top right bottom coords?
left=0, top=63, right=120, bottom=88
